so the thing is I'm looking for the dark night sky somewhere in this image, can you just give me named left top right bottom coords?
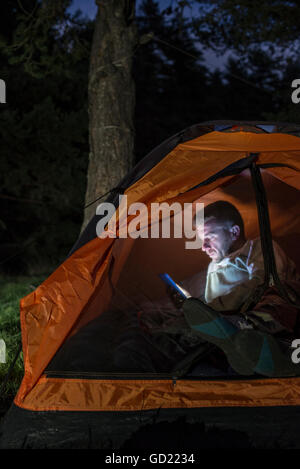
left=69, top=0, right=230, bottom=70
left=70, top=0, right=175, bottom=18
left=70, top=0, right=97, bottom=18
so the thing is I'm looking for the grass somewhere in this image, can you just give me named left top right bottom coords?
left=0, top=274, right=49, bottom=412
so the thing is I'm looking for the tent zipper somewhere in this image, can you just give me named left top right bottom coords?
left=45, top=370, right=175, bottom=380
left=44, top=370, right=272, bottom=381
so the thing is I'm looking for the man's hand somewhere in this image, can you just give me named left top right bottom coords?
left=167, top=286, right=185, bottom=309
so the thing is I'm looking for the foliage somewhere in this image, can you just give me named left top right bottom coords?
left=186, top=0, right=300, bottom=124
left=134, top=0, right=292, bottom=159
left=0, top=274, right=48, bottom=410
left=191, top=0, right=300, bottom=56
left=0, top=1, right=93, bottom=272
left=134, top=0, right=209, bottom=159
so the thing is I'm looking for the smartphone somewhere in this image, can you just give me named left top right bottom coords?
left=159, top=273, right=190, bottom=299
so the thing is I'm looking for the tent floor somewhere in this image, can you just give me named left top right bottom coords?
left=1, top=403, right=300, bottom=449
left=45, top=309, right=236, bottom=376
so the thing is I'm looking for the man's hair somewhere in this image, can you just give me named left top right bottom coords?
left=195, top=201, right=245, bottom=238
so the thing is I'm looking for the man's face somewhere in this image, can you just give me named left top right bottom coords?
left=197, top=217, right=240, bottom=263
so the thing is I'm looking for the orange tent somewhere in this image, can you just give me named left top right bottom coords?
left=2, top=122, right=300, bottom=449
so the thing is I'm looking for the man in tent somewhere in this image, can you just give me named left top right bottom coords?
left=180, top=201, right=300, bottom=377
left=194, top=201, right=297, bottom=314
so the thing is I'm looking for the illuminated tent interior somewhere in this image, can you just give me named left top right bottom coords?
left=44, top=168, right=300, bottom=377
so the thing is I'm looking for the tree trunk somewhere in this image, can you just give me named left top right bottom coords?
left=82, top=0, right=137, bottom=230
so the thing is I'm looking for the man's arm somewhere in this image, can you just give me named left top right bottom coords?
left=206, top=274, right=264, bottom=312
left=168, top=274, right=264, bottom=313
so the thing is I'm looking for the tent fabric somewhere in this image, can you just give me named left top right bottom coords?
left=177, top=131, right=300, bottom=152
left=14, top=121, right=300, bottom=412
left=69, top=121, right=300, bottom=255
left=16, top=376, right=300, bottom=412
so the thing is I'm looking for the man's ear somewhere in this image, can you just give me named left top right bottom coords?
left=230, top=224, right=240, bottom=240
